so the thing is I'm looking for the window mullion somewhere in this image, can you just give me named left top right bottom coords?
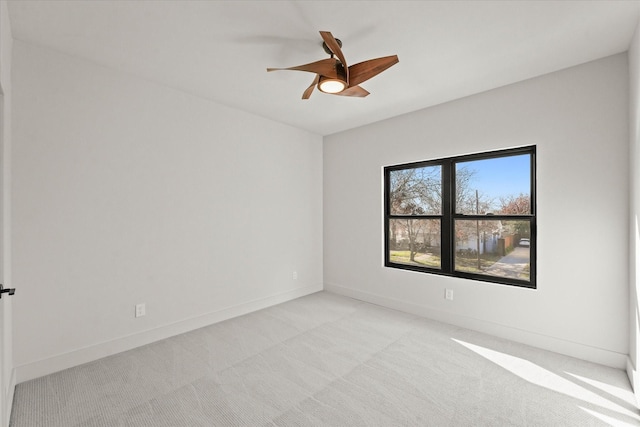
left=441, top=160, right=453, bottom=273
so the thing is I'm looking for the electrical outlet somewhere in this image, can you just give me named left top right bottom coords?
left=292, top=271, right=298, bottom=280
left=135, top=303, right=146, bottom=318
left=445, top=289, right=454, bottom=301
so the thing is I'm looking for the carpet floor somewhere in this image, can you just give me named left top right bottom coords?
left=9, top=291, right=640, bottom=426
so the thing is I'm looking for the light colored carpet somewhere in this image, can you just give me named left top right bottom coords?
left=10, top=291, right=639, bottom=426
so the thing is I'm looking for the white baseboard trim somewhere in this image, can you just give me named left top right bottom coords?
left=325, top=283, right=627, bottom=369
left=16, top=284, right=322, bottom=384
left=627, top=357, right=640, bottom=407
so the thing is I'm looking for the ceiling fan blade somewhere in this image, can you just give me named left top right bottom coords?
left=267, top=58, right=338, bottom=79
left=319, top=31, right=349, bottom=84
left=348, top=55, right=399, bottom=87
left=334, top=85, right=370, bottom=98
left=302, top=75, right=319, bottom=99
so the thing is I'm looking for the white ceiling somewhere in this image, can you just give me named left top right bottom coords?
left=7, top=1, right=640, bottom=136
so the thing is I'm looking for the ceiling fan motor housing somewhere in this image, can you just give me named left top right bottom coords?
left=322, top=38, right=342, bottom=56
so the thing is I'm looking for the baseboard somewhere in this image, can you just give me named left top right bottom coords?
left=16, top=284, right=322, bottom=383
left=627, top=357, right=640, bottom=407
left=325, top=283, right=628, bottom=369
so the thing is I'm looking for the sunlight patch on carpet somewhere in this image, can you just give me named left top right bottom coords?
left=452, top=338, right=639, bottom=422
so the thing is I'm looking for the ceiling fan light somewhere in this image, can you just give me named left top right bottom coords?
left=318, top=78, right=346, bottom=94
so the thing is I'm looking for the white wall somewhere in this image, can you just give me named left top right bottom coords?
left=629, top=18, right=640, bottom=395
left=11, top=40, right=323, bottom=382
left=324, top=53, right=630, bottom=368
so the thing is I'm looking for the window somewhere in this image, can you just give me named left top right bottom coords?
left=384, top=146, right=536, bottom=288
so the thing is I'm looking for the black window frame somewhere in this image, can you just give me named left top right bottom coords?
left=384, top=146, right=536, bottom=289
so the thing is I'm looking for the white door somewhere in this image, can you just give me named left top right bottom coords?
left=0, top=91, right=6, bottom=427
left=0, top=91, right=11, bottom=427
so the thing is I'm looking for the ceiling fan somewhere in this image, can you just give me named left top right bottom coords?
left=267, top=31, right=399, bottom=99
